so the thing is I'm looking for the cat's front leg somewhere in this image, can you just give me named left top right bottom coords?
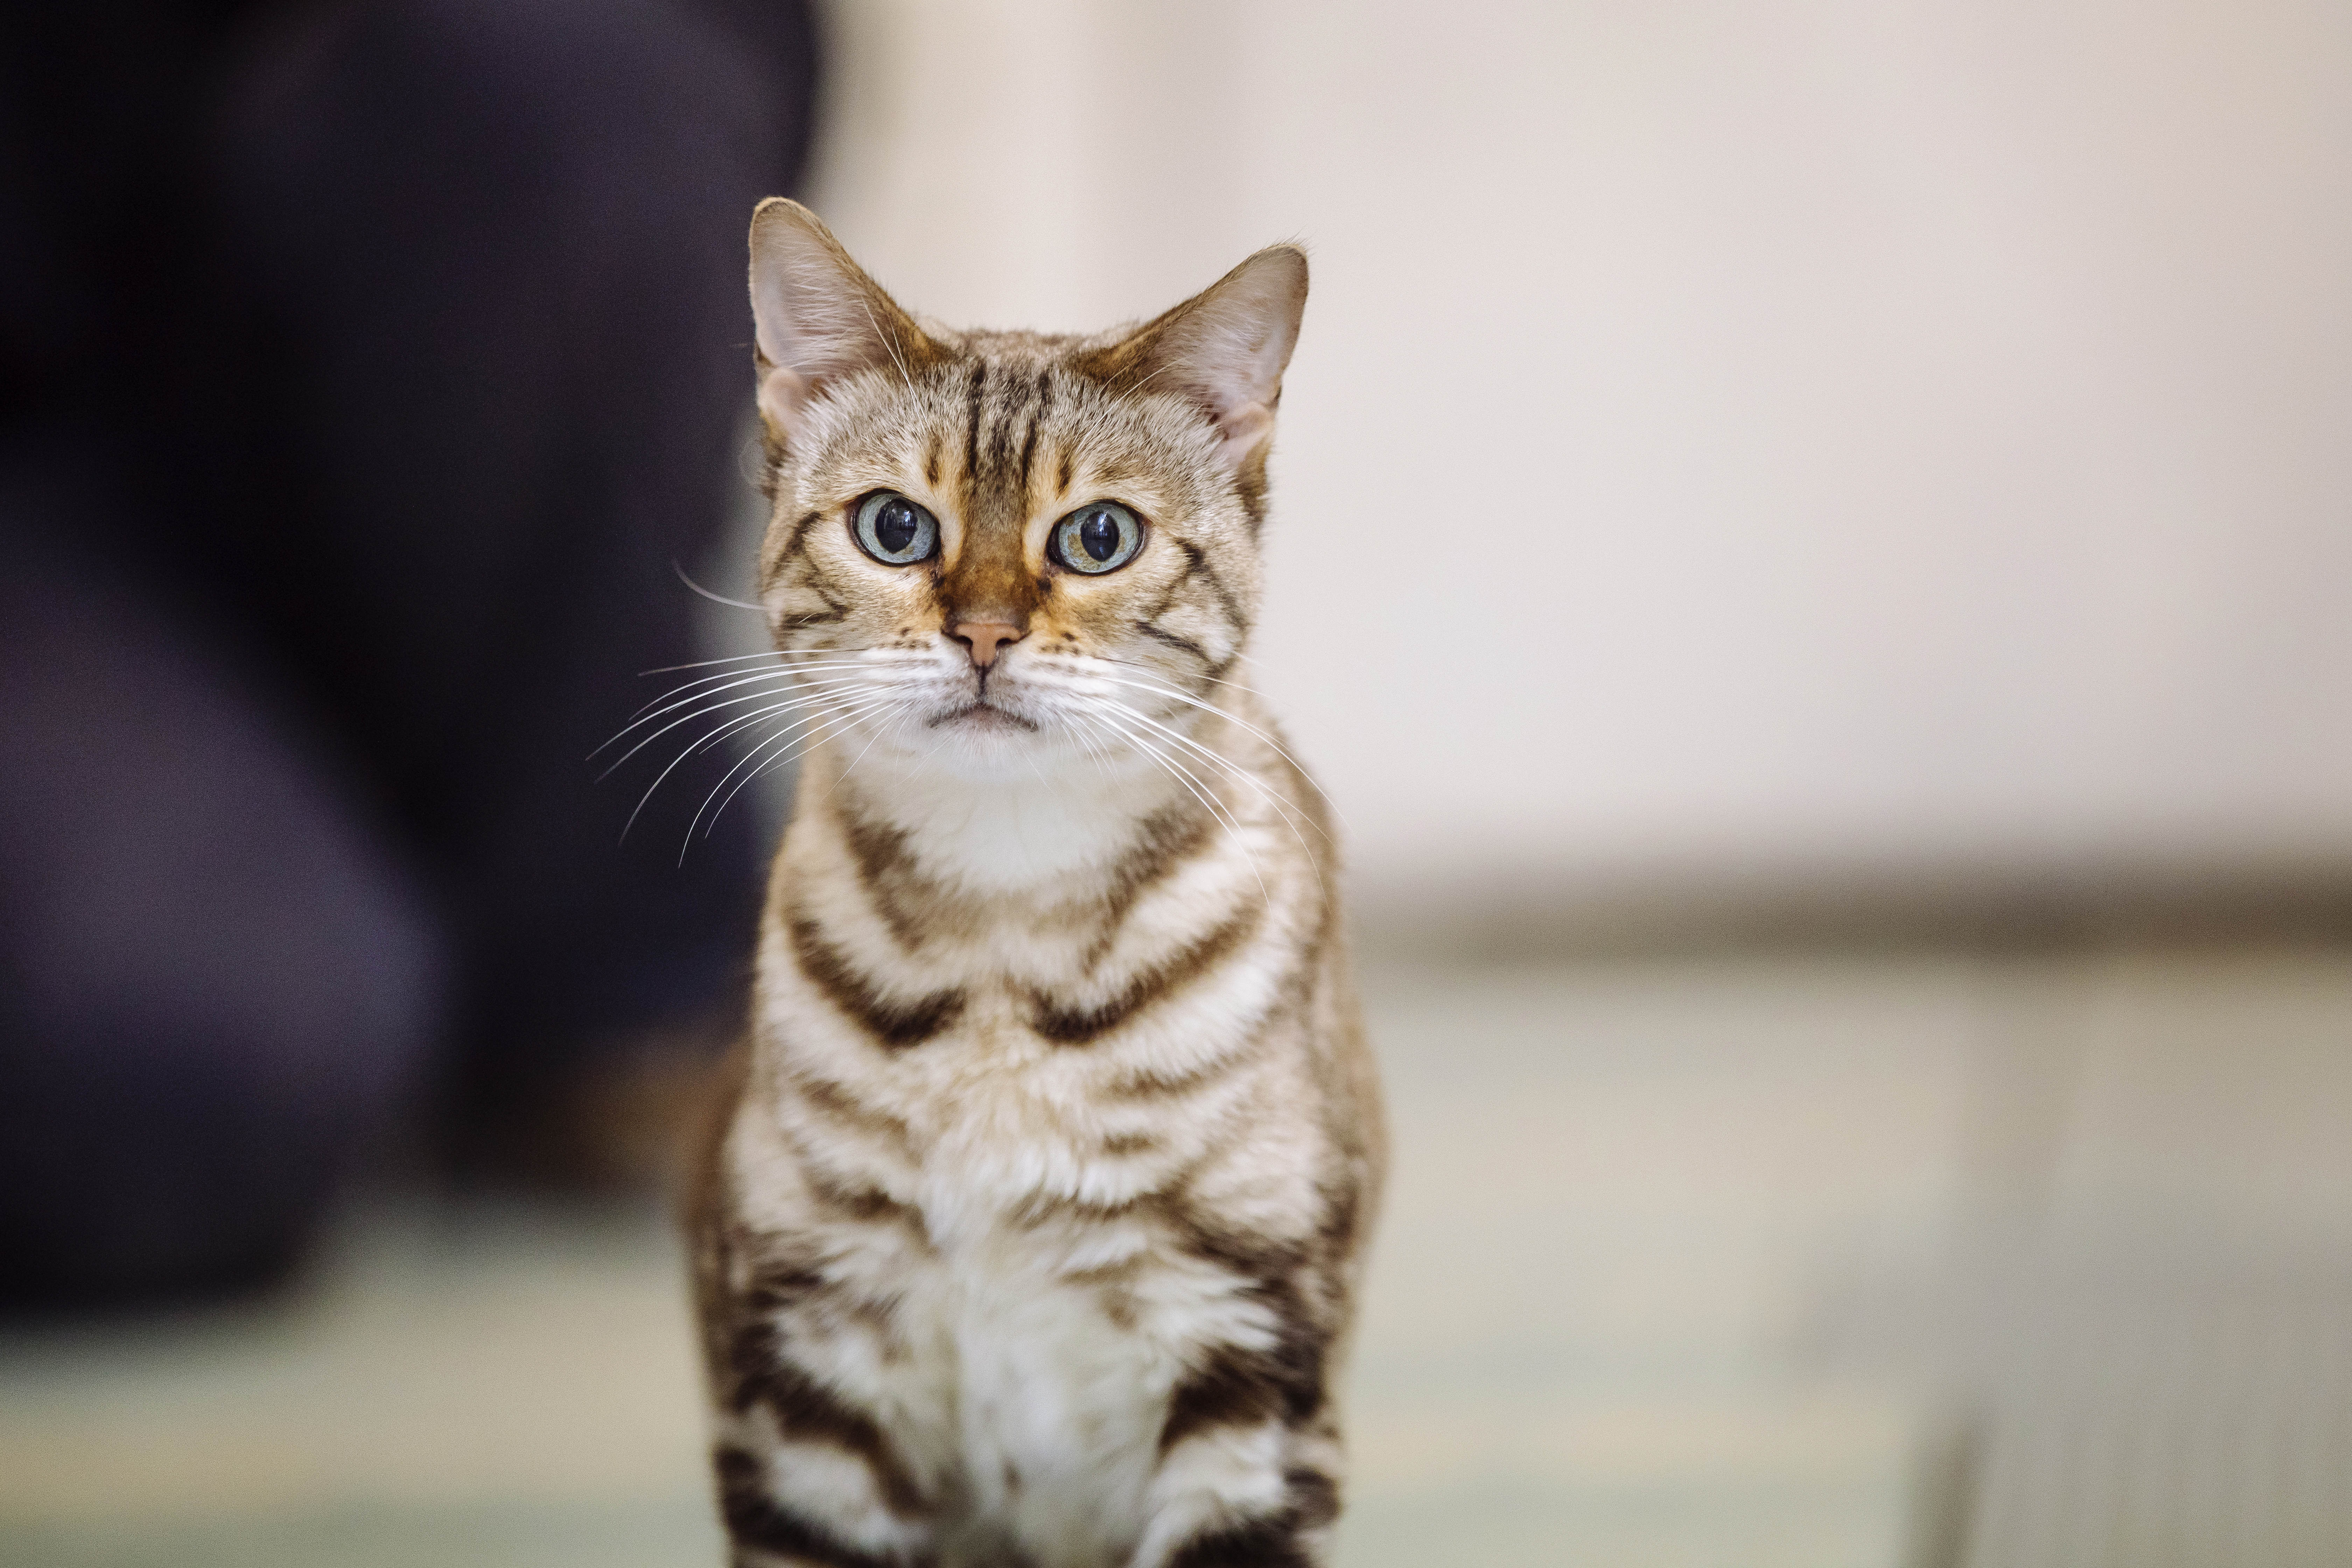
left=1127, top=1296, right=1347, bottom=1568
left=1129, top=1420, right=1343, bottom=1568
left=709, top=1359, right=942, bottom=1568
left=1124, top=1457, right=1336, bottom=1568
left=700, top=1240, right=944, bottom=1568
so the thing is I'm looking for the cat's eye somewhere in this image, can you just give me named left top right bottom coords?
left=1049, top=501, right=1144, bottom=575
left=853, top=491, right=939, bottom=566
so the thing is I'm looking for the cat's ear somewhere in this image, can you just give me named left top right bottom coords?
left=748, top=198, right=933, bottom=444
left=1081, top=245, right=1308, bottom=470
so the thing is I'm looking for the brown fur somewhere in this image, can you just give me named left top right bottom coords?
left=690, top=202, right=1382, bottom=1568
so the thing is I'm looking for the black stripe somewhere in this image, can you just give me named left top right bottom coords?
left=1133, top=546, right=1238, bottom=667
left=837, top=807, right=934, bottom=949
left=1102, top=1017, right=1273, bottom=1101
left=1159, top=1255, right=1328, bottom=1452
left=1017, top=369, right=1052, bottom=492
left=985, top=369, right=1028, bottom=489
left=1173, top=538, right=1248, bottom=638
left=1030, top=906, right=1261, bottom=1046
left=1163, top=1514, right=1314, bottom=1568
left=756, top=432, right=788, bottom=501
left=962, top=361, right=987, bottom=489
left=1283, top=1468, right=1341, bottom=1531
left=841, top=808, right=914, bottom=886
left=1158, top=1328, right=1327, bottom=1454
left=1135, top=620, right=1212, bottom=665
left=1085, top=805, right=1215, bottom=967
left=1157, top=1468, right=1338, bottom=1568
left=777, top=559, right=851, bottom=628
left=723, top=1337, right=927, bottom=1516
left=782, top=508, right=825, bottom=557
left=1235, top=463, right=1270, bottom=538
left=791, top=915, right=965, bottom=1047
left=782, top=579, right=849, bottom=628
left=714, top=1446, right=922, bottom=1567
left=1316, top=1182, right=1364, bottom=1264
left=1175, top=1218, right=1306, bottom=1283
left=771, top=1130, right=933, bottom=1246
left=739, top=1261, right=824, bottom=1317
left=1105, top=966, right=1304, bottom=1099
left=791, top=1070, right=917, bottom=1158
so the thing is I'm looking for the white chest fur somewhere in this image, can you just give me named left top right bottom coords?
left=718, top=715, right=1342, bottom=1568
left=897, top=1216, right=1172, bottom=1568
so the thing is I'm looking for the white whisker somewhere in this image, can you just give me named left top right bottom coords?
left=599, top=673, right=877, bottom=776
left=674, top=683, right=877, bottom=764
left=1091, top=694, right=1328, bottom=896
left=816, top=694, right=920, bottom=807
left=671, top=559, right=766, bottom=611
left=1081, top=672, right=1345, bottom=832
left=857, top=295, right=916, bottom=389
left=1089, top=649, right=1274, bottom=704
left=679, top=689, right=899, bottom=842
left=618, top=684, right=876, bottom=843
left=1013, top=665, right=1325, bottom=851
left=691, top=691, right=911, bottom=854
left=623, top=659, right=900, bottom=726
left=1082, top=708, right=1270, bottom=907
left=638, top=646, right=886, bottom=677
left=617, top=653, right=915, bottom=726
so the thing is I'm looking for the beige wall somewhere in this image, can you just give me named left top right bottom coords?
left=805, top=0, right=2352, bottom=901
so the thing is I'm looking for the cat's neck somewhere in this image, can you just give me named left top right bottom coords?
left=800, top=726, right=1217, bottom=897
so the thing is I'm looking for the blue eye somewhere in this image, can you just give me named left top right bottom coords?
left=853, top=492, right=938, bottom=565
left=1051, top=501, right=1143, bottom=574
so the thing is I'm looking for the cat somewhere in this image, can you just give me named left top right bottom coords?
left=685, top=198, right=1385, bottom=1568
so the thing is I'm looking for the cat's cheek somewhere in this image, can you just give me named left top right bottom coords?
left=1051, top=587, right=1139, bottom=649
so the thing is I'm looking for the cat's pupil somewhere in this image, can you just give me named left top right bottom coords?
left=876, top=499, right=920, bottom=555
left=1079, top=510, right=1119, bottom=561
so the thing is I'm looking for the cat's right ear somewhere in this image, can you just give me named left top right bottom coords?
left=748, top=198, right=932, bottom=445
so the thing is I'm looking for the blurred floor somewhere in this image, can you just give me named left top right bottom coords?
left=4, top=946, right=2349, bottom=1567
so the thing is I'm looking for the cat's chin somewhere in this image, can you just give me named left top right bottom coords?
left=874, top=708, right=1143, bottom=793
left=868, top=705, right=1051, bottom=781
left=924, top=700, right=1037, bottom=736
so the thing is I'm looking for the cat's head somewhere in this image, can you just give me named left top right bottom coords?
left=744, top=199, right=1305, bottom=784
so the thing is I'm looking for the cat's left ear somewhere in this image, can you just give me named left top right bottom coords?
left=1081, top=245, right=1308, bottom=470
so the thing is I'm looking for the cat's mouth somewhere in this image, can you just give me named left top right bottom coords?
left=927, top=699, right=1038, bottom=733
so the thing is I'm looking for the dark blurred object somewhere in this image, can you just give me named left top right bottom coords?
left=0, top=0, right=819, bottom=1310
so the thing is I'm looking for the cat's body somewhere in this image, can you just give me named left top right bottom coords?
left=688, top=201, right=1382, bottom=1568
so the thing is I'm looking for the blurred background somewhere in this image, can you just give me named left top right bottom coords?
left=4, top=2, right=2350, bottom=1565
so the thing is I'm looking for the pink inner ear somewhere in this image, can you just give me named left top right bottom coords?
left=1217, top=401, right=1277, bottom=465
left=758, top=365, right=816, bottom=435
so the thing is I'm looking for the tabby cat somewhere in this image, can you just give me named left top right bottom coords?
left=686, top=198, right=1385, bottom=1568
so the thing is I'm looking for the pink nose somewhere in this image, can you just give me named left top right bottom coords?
left=952, top=621, right=1025, bottom=669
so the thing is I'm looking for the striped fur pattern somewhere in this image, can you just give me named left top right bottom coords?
left=688, top=201, right=1384, bottom=1568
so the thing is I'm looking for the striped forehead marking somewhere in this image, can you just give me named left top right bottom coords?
left=958, top=359, right=1058, bottom=529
